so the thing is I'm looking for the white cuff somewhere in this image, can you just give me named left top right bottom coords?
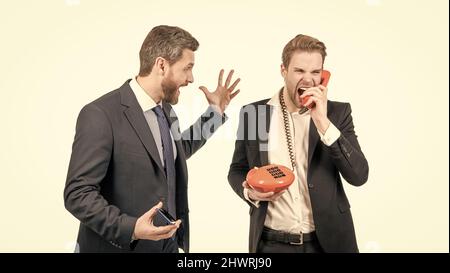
left=318, top=122, right=340, bottom=146
left=243, top=188, right=260, bottom=208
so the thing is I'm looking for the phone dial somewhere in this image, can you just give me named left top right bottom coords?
left=246, top=164, right=295, bottom=193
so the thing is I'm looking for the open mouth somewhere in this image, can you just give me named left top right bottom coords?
left=296, top=86, right=312, bottom=113
left=297, top=87, right=306, bottom=96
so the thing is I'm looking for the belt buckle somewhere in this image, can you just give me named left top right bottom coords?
left=289, top=232, right=303, bottom=245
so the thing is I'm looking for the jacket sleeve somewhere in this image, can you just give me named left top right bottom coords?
left=63, top=104, right=137, bottom=251
left=327, top=103, right=369, bottom=186
left=180, top=105, right=227, bottom=159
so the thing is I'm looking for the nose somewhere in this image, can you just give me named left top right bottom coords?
left=187, top=71, right=194, bottom=84
left=302, top=76, right=313, bottom=86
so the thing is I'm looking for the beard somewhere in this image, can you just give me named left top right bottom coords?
left=161, top=77, right=179, bottom=105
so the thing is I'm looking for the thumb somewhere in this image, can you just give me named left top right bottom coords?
left=198, top=86, right=210, bottom=96
left=143, top=201, right=163, bottom=220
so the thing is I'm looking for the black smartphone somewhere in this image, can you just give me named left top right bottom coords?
left=153, top=208, right=176, bottom=227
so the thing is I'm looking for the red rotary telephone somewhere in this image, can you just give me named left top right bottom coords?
left=246, top=164, right=295, bottom=193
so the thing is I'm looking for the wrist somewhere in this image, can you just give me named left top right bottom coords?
left=315, top=117, right=330, bottom=135
left=209, top=104, right=224, bottom=115
left=132, top=221, right=140, bottom=240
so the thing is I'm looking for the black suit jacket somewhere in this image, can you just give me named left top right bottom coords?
left=228, top=98, right=369, bottom=253
left=64, top=80, right=226, bottom=253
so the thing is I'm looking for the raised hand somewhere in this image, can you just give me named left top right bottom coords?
left=199, top=69, right=241, bottom=114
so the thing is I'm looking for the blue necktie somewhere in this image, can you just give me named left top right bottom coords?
left=152, top=105, right=176, bottom=219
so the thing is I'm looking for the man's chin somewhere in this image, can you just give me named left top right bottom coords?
left=164, top=95, right=179, bottom=105
left=291, top=93, right=302, bottom=109
left=162, top=89, right=180, bottom=105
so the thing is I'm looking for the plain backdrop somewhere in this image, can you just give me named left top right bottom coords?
left=0, top=0, right=448, bottom=252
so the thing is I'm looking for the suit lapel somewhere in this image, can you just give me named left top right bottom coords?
left=120, top=83, right=165, bottom=174
left=258, top=104, right=273, bottom=166
left=308, top=120, right=320, bottom=167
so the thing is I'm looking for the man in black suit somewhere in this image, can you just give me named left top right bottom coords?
left=64, top=25, right=240, bottom=253
left=228, top=34, right=369, bottom=253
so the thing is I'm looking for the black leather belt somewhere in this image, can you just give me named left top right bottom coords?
left=261, top=227, right=317, bottom=245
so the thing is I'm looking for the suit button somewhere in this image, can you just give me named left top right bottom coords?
left=308, top=184, right=314, bottom=189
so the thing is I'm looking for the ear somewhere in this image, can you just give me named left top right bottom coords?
left=155, top=57, right=166, bottom=76
left=280, top=64, right=287, bottom=78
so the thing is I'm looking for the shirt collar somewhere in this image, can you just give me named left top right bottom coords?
left=129, top=77, right=161, bottom=112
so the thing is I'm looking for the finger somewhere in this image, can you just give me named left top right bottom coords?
left=268, top=191, right=285, bottom=201
left=198, top=86, right=210, bottom=96
left=242, top=181, right=249, bottom=188
left=270, top=196, right=282, bottom=202
left=318, top=85, right=328, bottom=96
left=159, top=226, right=178, bottom=239
left=145, top=201, right=163, bottom=220
left=228, top=78, right=240, bottom=92
left=317, top=85, right=327, bottom=91
left=158, top=229, right=177, bottom=240
left=303, top=96, right=317, bottom=108
left=255, top=191, right=276, bottom=199
left=300, top=89, right=322, bottom=99
left=218, top=69, right=224, bottom=86
left=154, top=235, right=165, bottom=241
left=272, top=190, right=286, bottom=199
left=230, top=89, right=240, bottom=100
left=174, top=219, right=182, bottom=228
left=225, top=69, right=234, bottom=87
left=168, top=228, right=178, bottom=237
left=152, top=224, right=178, bottom=236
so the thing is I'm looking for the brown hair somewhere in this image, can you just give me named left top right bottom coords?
left=138, top=25, right=199, bottom=76
left=282, top=34, right=327, bottom=68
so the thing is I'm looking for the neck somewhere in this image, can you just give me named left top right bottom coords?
left=136, top=74, right=163, bottom=104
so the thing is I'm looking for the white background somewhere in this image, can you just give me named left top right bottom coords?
left=0, top=0, right=448, bottom=252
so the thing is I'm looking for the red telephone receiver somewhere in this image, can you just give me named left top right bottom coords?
left=246, top=164, right=295, bottom=193
left=300, top=69, right=331, bottom=108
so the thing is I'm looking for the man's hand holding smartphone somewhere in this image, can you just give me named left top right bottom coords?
left=133, top=201, right=181, bottom=241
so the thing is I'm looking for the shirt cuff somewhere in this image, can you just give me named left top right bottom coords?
left=243, top=188, right=260, bottom=208
left=317, top=122, right=340, bottom=146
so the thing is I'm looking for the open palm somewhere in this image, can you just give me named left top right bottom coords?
left=199, top=69, right=241, bottom=114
